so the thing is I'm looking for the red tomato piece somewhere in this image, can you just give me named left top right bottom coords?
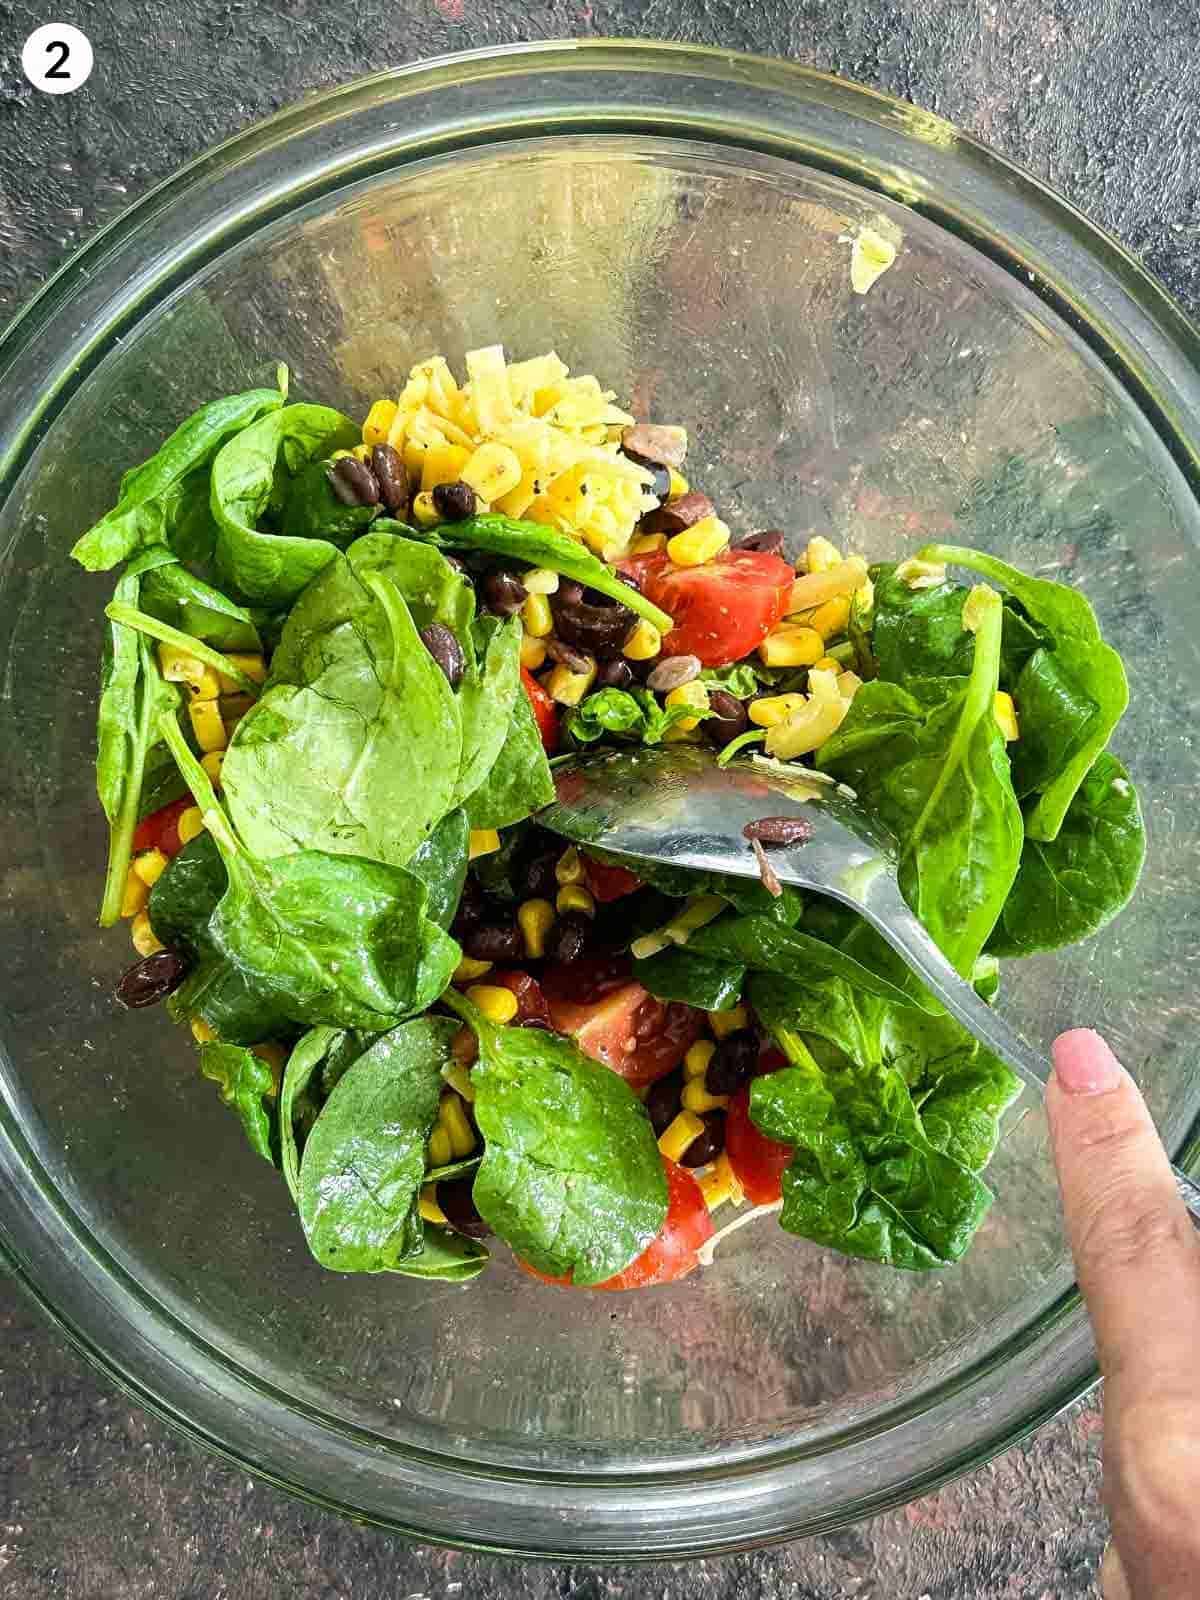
left=542, top=961, right=703, bottom=1088
left=520, top=666, right=559, bottom=753
left=619, top=548, right=794, bottom=668
left=132, top=795, right=193, bottom=859
left=582, top=854, right=643, bottom=902
left=488, top=969, right=552, bottom=1028
left=521, top=1158, right=714, bottom=1291
left=725, top=1084, right=793, bottom=1206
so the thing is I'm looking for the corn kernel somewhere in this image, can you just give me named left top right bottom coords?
left=438, top=1093, right=476, bottom=1159
left=664, top=680, right=710, bottom=732
left=683, top=1040, right=715, bottom=1081
left=188, top=697, right=227, bottom=753
left=668, top=469, right=689, bottom=500
left=428, top=1126, right=453, bottom=1168
left=629, top=532, right=668, bottom=555
left=190, top=1018, right=216, bottom=1044
left=442, top=1061, right=476, bottom=1102
left=622, top=620, right=662, bottom=661
left=555, top=846, right=585, bottom=885
left=157, top=642, right=205, bottom=687
left=411, top=489, right=441, bottom=528
left=757, top=624, right=825, bottom=669
left=749, top=693, right=807, bottom=728
left=708, top=1005, right=749, bottom=1039
left=468, top=829, right=500, bottom=860
left=808, top=595, right=852, bottom=641
left=453, top=955, right=493, bottom=984
left=545, top=659, right=596, bottom=706
left=362, top=399, right=399, bottom=447
left=130, top=909, right=164, bottom=957
left=804, top=536, right=843, bottom=573
left=120, top=868, right=150, bottom=919
left=658, top=1109, right=706, bottom=1164
left=461, top=442, right=523, bottom=503
left=556, top=884, right=596, bottom=918
left=419, top=1186, right=447, bottom=1224
left=217, top=653, right=266, bottom=695
left=994, top=690, right=1020, bottom=742
left=521, top=592, right=554, bottom=638
left=201, top=751, right=225, bottom=788
left=682, top=1078, right=730, bottom=1114
left=698, top=1152, right=745, bottom=1210
left=465, top=984, right=519, bottom=1025
left=523, top=567, right=560, bottom=595
left=188, top=665, right=222, bottom=702
left=132, top=847, right=169, bottom=888
left=518, top=898, right=556, bottom=959
left=813, top=656, right=842, bottom=675
left=420, top=442, right=472, bottom=493
left=519, top=635, right=547, bottom=671
left=668, top=515, right=730, bottom=568
left=177, top=806, right=206, bottom=846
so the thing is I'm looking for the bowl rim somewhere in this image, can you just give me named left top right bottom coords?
left=2, top=37, right=1199, bottom=1557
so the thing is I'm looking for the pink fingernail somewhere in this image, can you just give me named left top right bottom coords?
left=1052, top=1029, right=1124, bottom=1095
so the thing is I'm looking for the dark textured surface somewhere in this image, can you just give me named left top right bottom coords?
left=2, top=0, right=1197, bottom=1594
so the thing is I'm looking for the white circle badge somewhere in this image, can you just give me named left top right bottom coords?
left=22, top=23, right=94, bottom=95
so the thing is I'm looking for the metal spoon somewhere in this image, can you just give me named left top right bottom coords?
left=543, top=744, right=1200, bottom=1220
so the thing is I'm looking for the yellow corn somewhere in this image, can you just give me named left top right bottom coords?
left=663, top=680, right=710, bottom=733
left=623, top=620, right=662, bottom=661
left=468, top=829, right=500, bottom=860
left=132, top=847, right=169, bottom=888
left=519, top=635, right=547, bottom=671
left=453, top=956, right=493, bottom=984
left=556, top=884, right=596, bottom=918
left=555, top=845, right=585, bottom=884
left=629, top=532, right=668, bottom=555
left=177, top=807, right=206, bottom=846
left=545, top=659, right=596, bottom=706
left=658, top=1109, right=705, bottom=1164
left=708, top=1005, right=748, bottom=1039
left=120, top=868, right=150, bottom=919
left=523, top=567, right=560, bottom=595
left=442, top=1061, right=476, bottom=1103
left=362, top=399, right=399, bottom=447
left=518, top=898, right=556, bottom=959
left=217, top=653, right=266, bottom=694
left=188, top=698, right=227, bottom=753
left=438, top=1092, right=477, bottom=1159
left=157, top=642, right=205, bottom=687
left=411, top=489, right=441, bottom=528
left=130, top=909, right=164, bottom=957
left=420, top=442, right=472, bottom=493
left=201, top=751, right=225, bottom=788
left=808, top=595, right=852, bottom=641
left=190, top=1018, right=216, bottom=1044
left=190, top=665, right=222, bottom=702
left=465, top=984, right=519, bottom=1025
left=698, top=1153, right=745, bottom=1210
left=813, top=656, right=842, bottom=675
left=668, top=469, right=689, bottom=500
left=668, top=515, right=730, bottom=568
left=804, top=536, right=843, bottom=573
left=521, top=593, right=554, bottom=638
left=749, top=693, right=806, bottom=728
left=461, top=442, right=523, bottom=502
left=994, top=691, right=1020, bottom=742
left=419, top=1186, right=447, bottom=1225
left=682, top=1078, right=730, bottom=1114
left=758, top=625, right=825, bottom=669
left=427, top=1126, right=453, bottom=1168
left=683, top=1040, right=715, bottom=1081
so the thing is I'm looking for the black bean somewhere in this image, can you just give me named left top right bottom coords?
left=419, top=622, right=465, bottom=688
left=702, top=689, right=752, bottom=750
left=543, top=636, right=592, bottom=674
left=115, top=949, right=189, bottom=1009
left=551, top=590, right=636, bottom=658
left=705, top=1029, right=759, bottom=1096
left=450, top=875, right=487, bottom=933
left=462, top=923, right=524, bottom=963
left=734, top=528, right=786, bottom=557
left=482, top=569, right=527, bottom=617
left=680, top=1110, right=726, bottom=1167
left=742, top=816, right=815, bottom=846
left=632, top=995, right=667, bottom=1042
left=517, top=845, right=561, bottom=901
left=595, top=657, right=635, bottom=690
left=557, top=579, right=585, bottom=606
left=646, top=655, right=701, bottom=693
left=438, top=1176, right=491, bottom=1239
left=640, top=490, right=714, bottom=536
left=328, top=455, right=381, bottom=507
left=370, top=443, right=409, bottom=514
left=432, top=480, right=477, bottom=521
left=546, top=911, right=591, bottom=964
left=645, top=1068, right=684, bottom=1136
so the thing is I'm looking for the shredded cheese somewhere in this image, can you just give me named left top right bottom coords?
left=697, top=1200, right=784, bottom=1267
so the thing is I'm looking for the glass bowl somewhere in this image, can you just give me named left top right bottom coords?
left=2, top=41, right=1199, bottom=1559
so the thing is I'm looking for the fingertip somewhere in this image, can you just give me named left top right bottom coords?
left=1052, top=1028, right=1125, bottom=1096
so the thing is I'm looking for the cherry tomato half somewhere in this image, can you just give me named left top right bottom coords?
left=520, top=666, right=560, bottom=753
left=488, top=969, right=552, bottom=1028
left=620, top=548, right=795, bottom=668
left=542, top=960, right=704, bottom=1088
left=725, top=1083, right=793, bottom=1206
left=132, top=795, right=193, bottom=859
left=582, top=853, right=643, bottom=902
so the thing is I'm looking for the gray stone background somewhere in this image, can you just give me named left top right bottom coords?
left=3, top=0, right=1198, bottom=1594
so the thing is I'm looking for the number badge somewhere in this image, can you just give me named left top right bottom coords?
left=22, top=23, right=94, bottom=94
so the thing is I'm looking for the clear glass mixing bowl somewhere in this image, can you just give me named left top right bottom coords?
left=2, top=42, right=1200, bottom=1558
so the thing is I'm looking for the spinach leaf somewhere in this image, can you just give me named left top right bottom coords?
left=749, top=971, right=884, bottom=1072
left=277, top=460, right=380, bottom=544
left=633, top=945, right=746, bottom=1011
left=406, top=809, right=470, bottom=931
left=297, top=1017, right=456, bottom=1272
left=687, top=915, right=923, bottom=1009
left=139, top=561, right=262, bottom=651
left=222, top=558, right=461, bottom=866
left=566, top=845, right=804, bottom=926
left=463, top=681, right=556, bottom=831
left=468, top=821, right=532, bottom=902
left=138, top=741, right=190, bottom=819
left=818, top=585, right=1023, bottom=975
left=159, top=712, right=460, bottom=1031
left=198, top=1042, right=278, bottom=1165
left=211, top=404, right=362, bottom=606
left=104, top=601, right=262, bottom=693
left=700, top=663, right=760, bottom=698
left=424, top=1155, right=484, bottom=1185
left=871, top=562, right=1046, bottom=691
left=986, top=751, right=1145, bottom=957
left=344, top=529, right=476, bottom=642
left=71, top=386, right=285, bottom=571
left=279, top=1026, right=340, bottom=1202
left=95, top=552, right=182, bottom=924
left=444, top=990, right=667, bottom=1285
left=751, top=1062, right=994, bottom=1269
left=564, top=687, right=711, bottom=747
left=452, top=615, right=523, bottom=808
left=391, top=1225, right=489, bottom=1282
left=920, top=544, right=1129, bottom=841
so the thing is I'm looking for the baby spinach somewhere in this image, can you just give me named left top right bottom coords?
left=453, top=615, right=523, bottom=809
left=297, top=1017, right=457, bottom=1272
left=211, top=404, right=362, bottom=606
left=406, top=809, right=470, bottom=931
left=870, top=563, right=1047, bottom=690
left=986, top=751, right=1145, bottom=957
left=103, top=601, right=262, bottom=694
left=687, top=915, right=923, bottom=1009
left=633, top=945, right=746, bottom=1011
left=920, top=545, right=1129, bottom=841
left=279, top=1026, right=340, bottom=1202
left=444, top=990, right=667, bottom=1285
left=277, top=460, right=380, bottom=544
left=392, top=1226, right=489, bottom=1282
left=699, top=662, right=761, bottom=698
left=198, top=1042, right=278, bottom=1165
left=819, top=585, right=1023, bottom=976
left=159, top=712, right=460, bottom=1031
left=749, top=971, right=884, bottom=1073
left=463, top=683, right=555, bottom=831
left=564, top=687, right=711, bottom=747
left=139, top=561, right=262, bottom=651
left=70, top=385, right=285, bottom=571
